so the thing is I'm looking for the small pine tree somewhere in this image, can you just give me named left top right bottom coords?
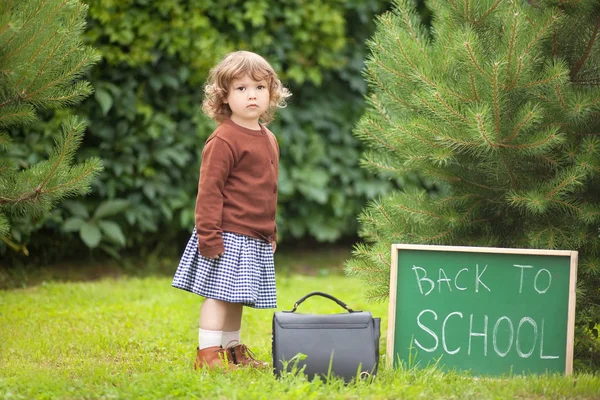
left=0, top=0, right=102, bottom=253
left=347, top=0, right=600, bottom=367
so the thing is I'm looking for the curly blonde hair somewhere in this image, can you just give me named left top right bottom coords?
left=202, top=51, right=291, bottom=124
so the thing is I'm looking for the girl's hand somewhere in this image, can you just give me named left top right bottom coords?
left=205, top=252, right=224, bottom=259
left=271, top=241, right=277, bottom=253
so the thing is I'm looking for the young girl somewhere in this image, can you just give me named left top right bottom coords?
left=172, top=51, right=291, bottom=370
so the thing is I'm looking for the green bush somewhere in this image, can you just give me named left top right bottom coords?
left=3, top=0, right=395, bottom=263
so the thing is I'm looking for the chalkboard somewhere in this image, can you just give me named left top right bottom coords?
left=387, top=244, right=578, bottom=376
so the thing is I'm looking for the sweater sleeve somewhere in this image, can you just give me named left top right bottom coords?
left=195, top=136, right=234, bottom=258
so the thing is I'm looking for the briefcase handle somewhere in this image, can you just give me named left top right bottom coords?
left=286, top=291, right=358, bottom=313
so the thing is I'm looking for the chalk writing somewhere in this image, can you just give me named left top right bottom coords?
left=412, top=264, right=491, bottom=295
left=414, top=310, right=559, bottom=360
left=514, top=264, right=552, bottom=294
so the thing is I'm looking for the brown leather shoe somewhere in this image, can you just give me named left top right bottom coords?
left=193, top=346, right=236, bottom=371
left=228, top=343, right=269, bottom=369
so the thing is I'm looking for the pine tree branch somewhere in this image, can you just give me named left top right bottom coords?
left=0, top=21, right=12, bottom=37
left=545, top=174, right=580, bottom=199
left=370, top=95, right=395, bottom=126
left=439, top=193, right=484, bottom=204
left=492, top=63, right=501, bottom=135
left=465, top=0, right=471, bottom=24
left=20, top=24, right=65, bottom=91
left=359, top=124, right=401, bottom=153
left=447, top=0, right=459, bottom=13
left=532, top=229, right=546, bottom=246
left=359, top=214, right=377, bottom=227
left=571, top=78, right=600, bottom=85
left=500, top=152, right=519, bottom=188
left=376, top=204, right=395, bottom=226
left=533, top=92, right=551, bottom=103
left=502, top=110, right=535, bottom=144
left=506, top=11, right=519, bottom=86
left=397, top=203, right=443, bottom=220
left=43, top=93, right=87, bottom=103
left=2, top=0, right=47, bottom=49
left=588, top=96, right=600, bottom=108
left=522, top=13, right=557, bottom=57
left=539, top=154, right=559, bottom=168
left=469, top=74, right=480, bottom=101
left=507, top=135, right=560, bottom=149
left=406, top=155, right=430, bottom=163
left=521, top=72, right=564, bottom=88
left=555, top=84, right=567, bottom=108
left=475, top=115, right=519, bottom=187
left=37, top=121, right=82, bottom=191
left=25, top=26, right=59, bottom=74
left=347, top=265, right=385, bottom=274
left=0, top=109, right=32, bottom=125
left=398, top=5, right=428, bottom=60
left=0, top=93, right=22, bottom=108
left=4, top=1, right=67, bottom=61
left=505, top=56, right=523, bottom=91
left=551, top=198, right=583, bottom=213
left=439, top=134, right=479, bottom=149
left=0, top=190, right=42, bottom=206
left=474, top=0, right=503, bottom=25
left=417, top=96, right=459, bottom=128
left=0, top=163, right=98, bottom=207
left=377, top=252, right=391, bottom=269
left=434, top=92, right=469, bottom=123
left=381, top=17, right=476, bottom=104
left=508, top=12, right=555, bottom=90
left=25, top=0, right=86, bottom=95
left=369, top=64, right=411, bottom=108
left=571, top=17, right=600, bottom=80
left=25, top=55, right=92, bottom=100
left=363, top=115, right=388, bottom=136
left=475, top=113, right=495, bottom=148
left=411, top=123, right=443, bottom=147
left=361, top=159, right=407, bottom=175
left=421, top=167, right=462, bottom=184
left=0, top=135, right=9, bottom=150
left=419, top=228, right=453, bottom=243
left=509, top=195, right=581, bottom=214
left=474, top=111, right=559, bottom=150
left=42, top=165, right=98, bottom=195
left=382, top=15, right=472, bottom=104
left=0, top=235, right=29, bottom=255
left=464, top=42, right=487, bottom=76
left=522, top=10, right=536, bottom=29
left=382, top=15, right=418, bottom=72
left=372, top=51, right=409, bottom=80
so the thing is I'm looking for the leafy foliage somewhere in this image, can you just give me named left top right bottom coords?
left=347, top=0, right=600, bottom=367
left=2, top=0, right=396, bottom=263
left=0, top=0, right=102, bottom=253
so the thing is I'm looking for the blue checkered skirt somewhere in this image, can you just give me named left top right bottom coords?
left=172, top=230, right=277, bottom=309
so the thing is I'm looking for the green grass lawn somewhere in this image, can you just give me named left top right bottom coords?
left=1, top=258, right=600, bottom=399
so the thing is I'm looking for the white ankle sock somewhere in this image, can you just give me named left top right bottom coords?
left=222, top=330, right=241, bottom=348
left=198, top=329, right=223, bottom=350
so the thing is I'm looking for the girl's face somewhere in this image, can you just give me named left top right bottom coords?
left=225, top=74, right=270, bottom=129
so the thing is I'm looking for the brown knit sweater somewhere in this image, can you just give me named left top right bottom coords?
left=195, top=118, right=279, bottom=258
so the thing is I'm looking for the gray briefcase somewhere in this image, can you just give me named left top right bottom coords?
left=272, top=292, right=381, bottom=382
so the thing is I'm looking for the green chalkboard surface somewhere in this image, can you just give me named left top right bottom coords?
left=387, top=245, right=578, bottom=376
